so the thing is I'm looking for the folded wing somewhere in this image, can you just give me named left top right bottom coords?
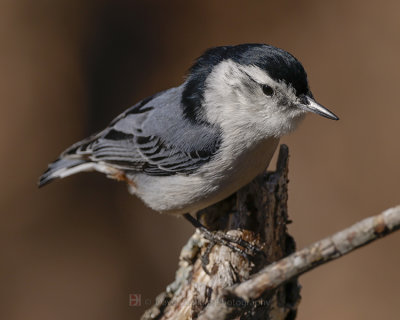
left=39, top=86, right=222, bottom=186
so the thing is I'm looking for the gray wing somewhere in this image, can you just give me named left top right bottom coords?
left=64, top=86, right=222, bottom=176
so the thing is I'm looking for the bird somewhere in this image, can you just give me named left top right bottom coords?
left=39, top=43, right=338, bottom=218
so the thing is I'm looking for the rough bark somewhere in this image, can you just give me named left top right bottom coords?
left=141, top=144, right=300, bottom=320
left=199, top=205, right=400, bottom=320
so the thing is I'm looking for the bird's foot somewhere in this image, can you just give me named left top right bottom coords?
left=183, top=214, right=264, bottom=274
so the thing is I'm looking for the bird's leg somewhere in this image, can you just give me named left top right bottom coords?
left=200, top=242, right=215, bottom=275
left=183, top=213, right=264, bottom=270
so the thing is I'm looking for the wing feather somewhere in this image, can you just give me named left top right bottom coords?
left=67, top=86, right=222, bottom=176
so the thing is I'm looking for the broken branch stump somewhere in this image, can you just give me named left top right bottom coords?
left=141, top=144, right=299, bottom=320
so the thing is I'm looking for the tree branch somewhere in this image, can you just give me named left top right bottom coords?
left=199, top=205, right=400, bottom=319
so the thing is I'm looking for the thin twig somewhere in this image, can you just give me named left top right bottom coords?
left=198, top=205, right=400, bottom=320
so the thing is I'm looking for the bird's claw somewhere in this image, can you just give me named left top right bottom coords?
left=198, top=228, right=265, bottom=274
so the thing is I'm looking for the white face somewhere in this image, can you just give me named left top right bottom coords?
left=203, top=59, right=307, bottom=138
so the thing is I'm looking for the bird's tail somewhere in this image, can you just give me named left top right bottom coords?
left=38, top=131, right=104, bottom=188
left=38, top=156, right=93, bottom=188
left=38, top=131, right=127, bottom=188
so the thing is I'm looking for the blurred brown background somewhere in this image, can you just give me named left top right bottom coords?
left=1, top=1, right=399, bottom=319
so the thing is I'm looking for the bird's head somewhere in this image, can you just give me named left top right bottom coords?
left=181, top=44, right=338, bottom=138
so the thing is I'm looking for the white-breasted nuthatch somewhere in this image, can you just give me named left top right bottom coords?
left=39, top=44, right=338, bottom=216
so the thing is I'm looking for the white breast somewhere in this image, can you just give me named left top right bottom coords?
left=131, top=137, right=279, bottom=215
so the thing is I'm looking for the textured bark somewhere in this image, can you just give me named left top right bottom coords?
left=199, top=205, right=400, bottom=320
left=141, top=144, right=300, bottom=320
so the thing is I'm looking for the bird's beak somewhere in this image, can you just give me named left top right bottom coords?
left=300, top=95, right=339, bottom=120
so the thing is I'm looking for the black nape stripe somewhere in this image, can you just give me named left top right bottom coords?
left=181, top=46, right=230, bottom=124
left=104, top=129, right=134, bottom=141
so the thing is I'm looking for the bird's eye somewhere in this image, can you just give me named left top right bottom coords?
left=262, top=85, right=274, bottom=96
